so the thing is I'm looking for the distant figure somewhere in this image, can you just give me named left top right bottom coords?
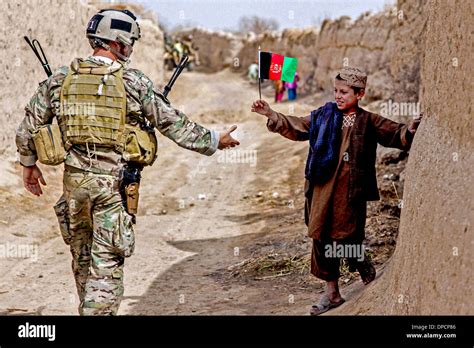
left=285, top=71, right=300, bottom=101
left=247, top=61, right=258, bottom=82
left=274, top=80, right=285, bottom=103
left=172, top=39, right=184, bottom=66
left=182, top=34, right=200, bottom=67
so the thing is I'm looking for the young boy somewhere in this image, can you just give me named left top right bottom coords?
left=251, top=67, right=422, bottom=315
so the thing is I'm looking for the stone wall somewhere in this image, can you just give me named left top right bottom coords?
left=178, top=11, right=400, bottom=102
left=176, top=28, right=242, bottom=73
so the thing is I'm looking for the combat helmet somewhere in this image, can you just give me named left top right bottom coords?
left=86, top=9, right=141, bottom=60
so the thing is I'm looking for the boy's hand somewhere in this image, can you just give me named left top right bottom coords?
left=23, top=164, right=46, bottom=196
left=409, top=113, right=423, bottom=134
left=218, top=125, right=240, bottom=150
left=251, top=99, right=274, bottom=118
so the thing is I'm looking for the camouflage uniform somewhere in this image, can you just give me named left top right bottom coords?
left=16, top=56, right=219, bottom=315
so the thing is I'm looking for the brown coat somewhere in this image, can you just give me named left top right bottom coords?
left=267, top=106, right=414, bottom=240
left=267, top=106, right=413, bottom=201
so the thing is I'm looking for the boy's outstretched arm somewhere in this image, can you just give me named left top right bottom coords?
left=251, top=99, right=310, bottom=141
left=372, top=112, right=423, bottom=151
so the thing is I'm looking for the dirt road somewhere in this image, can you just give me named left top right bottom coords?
left=1, top=68, right=406, bottom=315
left=1, top=69, right=335, bottom=315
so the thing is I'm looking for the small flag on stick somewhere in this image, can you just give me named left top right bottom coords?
left=259, top=51, right=298, bottom=82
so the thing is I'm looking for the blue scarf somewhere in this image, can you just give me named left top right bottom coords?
left=304, top=102, right=343, bottom=184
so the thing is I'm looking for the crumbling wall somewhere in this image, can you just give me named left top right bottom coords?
left=0, top=0, right=164, bottom=161
left=315, top=12, right=396, bottom=101
left=187, top=11, right=398, bottom=102
left=176, top=28, right=243, bottom=73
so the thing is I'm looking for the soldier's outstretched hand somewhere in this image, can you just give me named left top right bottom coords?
left=218, top=125, right=240, bottom=150
left=23, top=164, right=47, bottom=196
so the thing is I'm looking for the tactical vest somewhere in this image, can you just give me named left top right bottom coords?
left=60, top=59, right=127, bottom=151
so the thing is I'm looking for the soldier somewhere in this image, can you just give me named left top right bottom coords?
left=182, top=34, right=200, bottom=67
left=16, top=9, right=239, bottom=315
left=172, top=39, right=184, bottom=67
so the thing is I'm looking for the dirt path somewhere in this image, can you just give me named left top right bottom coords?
left=118, top=70, right=339, bottom=315
left=0, top=69, right=382, bottom=315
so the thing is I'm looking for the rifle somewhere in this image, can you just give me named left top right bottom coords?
left=162, top=54, right=189, bottom=98
left=24, top=36, right=52, bottom=77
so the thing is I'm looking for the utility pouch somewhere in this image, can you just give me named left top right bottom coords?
left=32, top=124, right=66, bottom=165
left=122, top=125, right=158, bottom=166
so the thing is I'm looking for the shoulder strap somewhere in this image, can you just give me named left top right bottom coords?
left=59, top=65, right=77, bottom=150
left=112, top=67, right=127, bottom=154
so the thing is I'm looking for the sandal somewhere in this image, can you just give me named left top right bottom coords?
left=310, top=295, right=345, bottom=316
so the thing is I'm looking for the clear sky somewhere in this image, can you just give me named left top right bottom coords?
left=136, top=0, right=395, bottom=31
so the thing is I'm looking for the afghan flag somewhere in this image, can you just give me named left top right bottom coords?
left=259, top=51, right=298, bottom=83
